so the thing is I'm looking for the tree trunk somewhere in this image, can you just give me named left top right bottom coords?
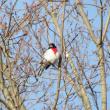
left=97, top=44, right=107, bottom=110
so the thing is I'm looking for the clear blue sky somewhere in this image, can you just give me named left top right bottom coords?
left=1, top=0, right=110, bottom=110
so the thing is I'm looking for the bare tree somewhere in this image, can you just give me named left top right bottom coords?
left=0, top=0, right=110, bottom=110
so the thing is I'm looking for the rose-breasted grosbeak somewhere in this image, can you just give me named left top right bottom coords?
left=38, top=43, right=60, bottom=76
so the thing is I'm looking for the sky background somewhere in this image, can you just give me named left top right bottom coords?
left=0, top=0, right=110, bottom=110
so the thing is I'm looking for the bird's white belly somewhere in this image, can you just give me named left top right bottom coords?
left=43, top=49, right=59, bottom=63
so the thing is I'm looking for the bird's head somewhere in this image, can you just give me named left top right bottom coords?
left=48, top=43, right=56, bottom=49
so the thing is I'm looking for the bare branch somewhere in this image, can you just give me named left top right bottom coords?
left=102, top=10, right=110, bottom=42
left=76, top=0, right=98, bottom=44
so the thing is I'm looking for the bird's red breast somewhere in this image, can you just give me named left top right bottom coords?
left=51, top=48, right=57, bottom=54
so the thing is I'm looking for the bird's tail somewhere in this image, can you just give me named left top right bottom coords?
left=33, top=65, right=45, bottom=82
left=37, top=65, right=45, bottom=76
left=34, top=66, right=44, bottom=82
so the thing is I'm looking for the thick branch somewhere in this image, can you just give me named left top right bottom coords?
left=97, top=45, right=107, bottom=110
left=68, top=54, right=92, bottom=110
left=102, top=10, right=110, bottom=41
left=52, top=67, right=61, bottom=110
left=0, top=99, right=12, bottom=110
left=76, top=0, right=98, bottom=44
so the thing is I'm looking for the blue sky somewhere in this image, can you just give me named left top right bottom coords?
left=18, top=0, right=110, bottom=110
left=0, top=0, right=110, bottom=110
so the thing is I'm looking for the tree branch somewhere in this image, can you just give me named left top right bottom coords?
left=102, top=10, right=110, bottom=42
left=0, top=99, right=12, bottom=110
left=67, top=52, right=92, bottom=110
left=52, top=65, right=62, bottom=110
left=76, top=0, right=98, bottom=44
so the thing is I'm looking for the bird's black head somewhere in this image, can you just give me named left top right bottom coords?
left=48, top=43, right=56, bottom=49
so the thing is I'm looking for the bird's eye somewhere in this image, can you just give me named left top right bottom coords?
left=49, top=43, right=56, bottom=48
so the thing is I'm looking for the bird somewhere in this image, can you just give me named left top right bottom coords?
left=38, top=43, right=60, bottom=76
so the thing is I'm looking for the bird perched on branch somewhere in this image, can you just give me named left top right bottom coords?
left=38, top=43, right=61, bottom=76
